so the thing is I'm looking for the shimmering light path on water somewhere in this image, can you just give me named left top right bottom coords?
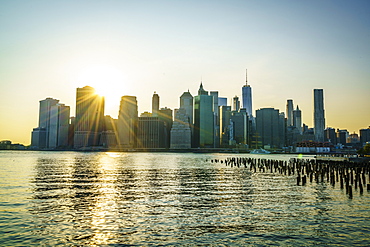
left=1, top=151, right=369, bottom=246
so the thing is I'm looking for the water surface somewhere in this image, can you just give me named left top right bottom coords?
left=1, top=151, right=369, bottom=246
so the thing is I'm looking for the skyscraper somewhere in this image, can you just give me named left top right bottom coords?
left=49, top=103, right=70, bottom=148
left=286, top=99, right=294, bottom=126
left=39, top=97, right=59, bottom=147
left=170, top=108, right=192, bottom=149
left=314, top=89, right=325, bottom=142
left=194, top=83, right=214, bottom=148
left=242, top=69, right=253, bottom=118
left=219, top=105, right=231, bottom=147
left=210, top=91, right=220, bottom=148
left=256, top=108, right=283, bottom=148
left=152, top=92, right=159, bottom=117
left=180, top=90, right=193, bottom=125
left=31, top=97, right=59, bottom=149
left=117, top=96, right=138, bottom=149
left=233, top=96, right=240, bottom=112
left=137, top=117, right=166, bottom=149
left=293, top=105, right=302, bottom=134
left=74, top=86, right=105, bottom=148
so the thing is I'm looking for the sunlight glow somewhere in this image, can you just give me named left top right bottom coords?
left=75, top=64, right=126, bottom=97
left=73, top=64, right=129, bottom=116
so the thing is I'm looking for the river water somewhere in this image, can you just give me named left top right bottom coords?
left=0, top=151, right=369, bottom=246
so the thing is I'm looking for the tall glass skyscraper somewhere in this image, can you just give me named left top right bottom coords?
left=286, top=99, right=294, bottom=126
left=314, top=89, right=325, bottom=142
left=242, top=70, right=253, bottom=118
left=194, top=83, right=214, bottom=148
left=118, top=96, right=138, bottom=149
left=74, top=86, right=105, bottom=148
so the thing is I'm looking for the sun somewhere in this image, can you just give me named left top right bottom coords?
left=73, top=64, right=129, bottom=116
left=75, top=64, right=126, bottom=96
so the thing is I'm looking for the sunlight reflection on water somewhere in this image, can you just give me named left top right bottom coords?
left=0, top=151, right=369, bottom=246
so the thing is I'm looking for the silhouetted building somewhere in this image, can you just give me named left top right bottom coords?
left=337, top=129, right=349, bottom=145
left=194, top=83, right=214, bottom=148
left=117, top=96, right=138, bottom=149
left=74, top=86, right=105, bottom=148
left=360, top=127, right=370, bottom=146
left=230, top=110, right=249, bottom=146
left=49, top=104, right=70, bottom=148
left=100, top=115, right=118, bottom=148
left=286, top=99, right=294, bottom=126
left=220, top=105, right=232, bottom=147
left=137, top=117, right=167, bottom=149
left=256, top=108, right=283, bottom=148
left=158, top=107, right=173, bottom=148
left=324, top=127, right=336, bottom=144
left=293, top=105, right=302, bottom=134
left=314, top=89, right=325, bottom=142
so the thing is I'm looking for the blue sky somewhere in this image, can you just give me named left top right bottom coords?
left=1, top=0, right=369, bottom=144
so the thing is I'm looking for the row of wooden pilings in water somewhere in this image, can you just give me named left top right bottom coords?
left=209, top=157, right=370, bottom=199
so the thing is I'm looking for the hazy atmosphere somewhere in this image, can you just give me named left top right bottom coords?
left=1, top=0, right=369, bottom=145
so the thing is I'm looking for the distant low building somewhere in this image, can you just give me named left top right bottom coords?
left=295, top=141, right=331, bottom=153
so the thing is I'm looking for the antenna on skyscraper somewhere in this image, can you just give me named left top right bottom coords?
left=245, top=69, right=248, bottom=86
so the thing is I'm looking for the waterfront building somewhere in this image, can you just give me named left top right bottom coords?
left=230, top=110, right=249, bottom=146
left=137, top=117, right=167, bottom=149
left=74, top=86, right=105, bottom=148
left=210, top=91, right=220, bottom=148
left=233, top=96, right=240, bottom=112
left=219, top=105, right=232, bottom=147
left=256, top=108, right=283, bottom=148
left=194, top=83, right=214, bottom=148
left=170, top=108, right=192, bottom=149
left=180, top=90, right=193, bottom=125
left=48, top=104, right=70, bottom=148
left=279, top=112, right=286, bottom=148
left=32, top=97, right=59, bottom=148
left=100, top=115, right=118, bottom=148
left=152, top=92, right=159, bottom=117
left=336, top=129, right=349, bottom=145
left=31, top=127, right=47, bottom=149
left=314, top=89, right=325, bottom=142
left=324, top=127, right=337, bottom=144
left=293, top=105, right=302, bottom=134
left=117, top=96, right=138, bottom=149
left=158, top=107, right=173, bottom=148
left=286, top=99, right=294, bottom=126
left=360, top=127, right=370, bottom=146
left=242, top=69, right=253, bottom=118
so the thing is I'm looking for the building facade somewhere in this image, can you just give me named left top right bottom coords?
left=256, top=108, right=283, bottom=148
left=117, top=96, right=138, bottom=149
left=194, top=83, right=214, bottom=148
left=74, top=86, right=105, bottom=148
left=314, top=89, right=325, bottom=142
left=49, top=104, right=70, bottom=148
left=170, top=108, right=192, bottom=149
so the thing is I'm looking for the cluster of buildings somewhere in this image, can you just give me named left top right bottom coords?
left=30, top=71, right=370, bottom=152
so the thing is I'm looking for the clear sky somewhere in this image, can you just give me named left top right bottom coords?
left=1, top=0, right=369, bottom=145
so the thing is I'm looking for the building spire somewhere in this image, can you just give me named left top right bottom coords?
left=245, top=68, right=248, bottom=86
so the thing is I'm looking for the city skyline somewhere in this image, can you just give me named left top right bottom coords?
left=1, top=0, right=370, bottom=145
